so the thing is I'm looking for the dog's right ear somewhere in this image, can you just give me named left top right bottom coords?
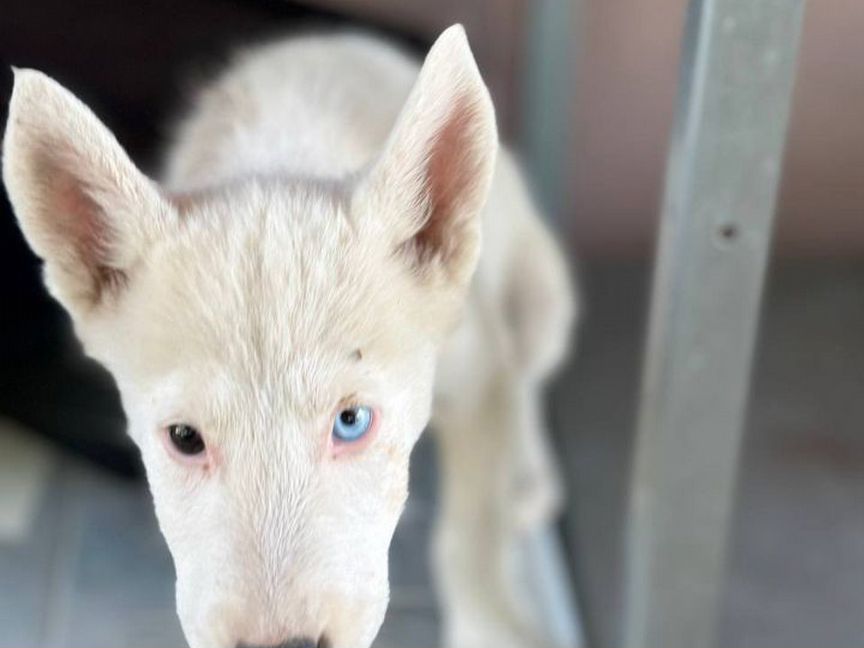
left=354, top=25, right=498, bottom=291
left=2, top=69, right=169, bottom=319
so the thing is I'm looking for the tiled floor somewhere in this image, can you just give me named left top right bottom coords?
left=554, top=261, right=864, bottom=648
left=0, top=427, right=440, bottom=648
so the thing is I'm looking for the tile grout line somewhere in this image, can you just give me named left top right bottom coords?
left=39, top=460, right=89, bottom=648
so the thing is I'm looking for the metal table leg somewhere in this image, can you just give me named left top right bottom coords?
left=624, top=1, right=807, bottom=647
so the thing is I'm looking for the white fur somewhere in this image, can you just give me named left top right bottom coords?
left=3, top=25, right=575, bottom=648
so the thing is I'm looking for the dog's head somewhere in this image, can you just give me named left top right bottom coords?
left=2, top=25, right=496, bottom=648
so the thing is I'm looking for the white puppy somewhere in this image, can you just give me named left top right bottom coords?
left=3, top=25, right=574, bottom=648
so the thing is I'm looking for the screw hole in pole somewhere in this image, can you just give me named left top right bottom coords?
left=715, top=222, right=739, bottom=248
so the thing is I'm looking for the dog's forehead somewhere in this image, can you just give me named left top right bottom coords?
left=123, top=180, right=415, bottom=411
left=162, top=179, right=367, bottom=324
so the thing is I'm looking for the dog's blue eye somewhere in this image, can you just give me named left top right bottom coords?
left=332, top=406, right=373, bottom=442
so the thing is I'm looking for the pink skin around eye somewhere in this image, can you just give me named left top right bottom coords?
left=329, top=408, right=381, bottom=459
left=159, top=425, right=213, bottom=469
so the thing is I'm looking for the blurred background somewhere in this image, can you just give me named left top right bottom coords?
left=0, top=1, right=862, bottom=647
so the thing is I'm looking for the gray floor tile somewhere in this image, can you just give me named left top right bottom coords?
left=0, top=466, right=66, bottom=647
left=52, top=464, right=184, bottom=648
left=374, top=607, right=440, bottom=648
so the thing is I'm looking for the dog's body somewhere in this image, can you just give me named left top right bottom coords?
left=4, top=26, right=574, bottom=648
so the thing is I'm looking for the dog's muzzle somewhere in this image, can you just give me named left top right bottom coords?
left=237, top=637, right=329, bottom=648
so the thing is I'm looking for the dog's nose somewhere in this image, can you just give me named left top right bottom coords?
left=236, top=637, right=326, bottom=648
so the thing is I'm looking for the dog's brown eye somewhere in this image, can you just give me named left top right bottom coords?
left=168, top=424, right=205, bottom=455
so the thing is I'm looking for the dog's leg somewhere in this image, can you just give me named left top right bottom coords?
left=432, top=369, right=557, bottom=648
left=430, top=186, right=576, bottom=648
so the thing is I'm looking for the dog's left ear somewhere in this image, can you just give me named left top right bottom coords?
left=2, top=69, right=168, bottom=319
left=355, top=25, right=498, bottom=288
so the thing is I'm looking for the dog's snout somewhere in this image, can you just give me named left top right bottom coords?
left=236, top=637, right=328, bottom=648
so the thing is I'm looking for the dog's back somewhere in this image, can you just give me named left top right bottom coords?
left=165, top=33, right=417, bottom=188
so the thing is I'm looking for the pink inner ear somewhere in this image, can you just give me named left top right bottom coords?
left=40, top=144, right=126, bottom=301
left=412, top=96, right=485, bottom=266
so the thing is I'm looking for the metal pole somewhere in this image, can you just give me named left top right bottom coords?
left=624, top=2, right=806, bottom=647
